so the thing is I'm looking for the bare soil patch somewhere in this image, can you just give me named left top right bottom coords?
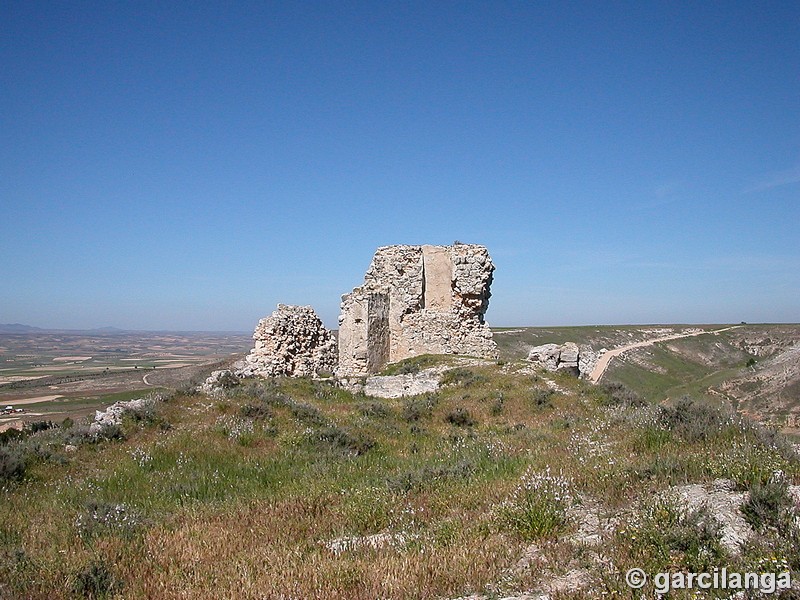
left=2, top=395, right=65, bottom=405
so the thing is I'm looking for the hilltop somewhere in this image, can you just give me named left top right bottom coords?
left=1, top=353, right=799, bottom=599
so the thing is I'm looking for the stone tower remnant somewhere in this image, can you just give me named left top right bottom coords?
left=337, top=244, right=498, bottom=377
left=237, top=304, right=337, bottom=378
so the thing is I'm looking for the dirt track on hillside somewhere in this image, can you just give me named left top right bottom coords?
left=589, top=326, right=742, bottom=383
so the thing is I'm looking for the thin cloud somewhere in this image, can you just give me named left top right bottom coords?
left=629, top=181, right=687, bottom=211
left=744, top=164, right=800, bottom=193
left=563, top=254, right=799, bottom=273
left=701, top=254, right=799, bottom=272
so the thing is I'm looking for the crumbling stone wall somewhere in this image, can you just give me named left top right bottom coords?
left=237, top=304, right=337, bottom=378
left=337, top=291, right=389, bottom=376
left=338, top=244, right=497, bottom=377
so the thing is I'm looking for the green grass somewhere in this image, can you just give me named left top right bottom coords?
left=1, top=365, right=798, bottom=599
left=379, top=354, right=448, bottom=375
left=606, top=339, right=747, bottom=402
left=2, top=389, right=168, bottom=424
left=491, top=324, right=723, bottom=361
left=93, top=388, right=169, bottom=403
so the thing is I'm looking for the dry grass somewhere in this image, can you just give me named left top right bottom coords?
left=1, top=363, right=799, bottom=599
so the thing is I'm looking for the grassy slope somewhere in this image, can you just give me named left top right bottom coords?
left=2, top=362, right=799, bottom=599
left=492, top=324, right=729, bottom=362
left=605, top=337, right=750, bottom=401
left=495, top=325, right=799, bottom=415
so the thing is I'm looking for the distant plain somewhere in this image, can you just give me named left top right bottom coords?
left=0, top=330, right=252, bottom=424
left=2, top=324, right=798, bottom=435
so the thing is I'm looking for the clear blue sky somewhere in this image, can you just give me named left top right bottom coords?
left=2, top=1, right=798, bottom=331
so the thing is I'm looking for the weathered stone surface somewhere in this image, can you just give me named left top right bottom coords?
left=527, top=344, right=560, bottom=371
left=527, top=342, right=600, bottom=379
left=559, top=342, right=580, bottom=370
left=342, top=357, right=490, bottom=398
left=89, top=396, right=160, bottom=438
left=363, top=371, right=440, bottom=399
left=670, top=479, right=751, bottom=553
left=338, top=244, right=497, bottom=377
left=578, top=345, right=599, bottom=377
left=237, top=304, right=337, bottom=378
left=199, top=369, right=240, bottom=397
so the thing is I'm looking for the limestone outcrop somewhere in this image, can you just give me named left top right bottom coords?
left=237, top=304, right=337, bottom=378
left=578, top=346, right=600, bottom=377
left=337, top=244, right=497, bottom=377
left=363, top=372, right=441, bottom=399
left=89, top=395, right=163, bottom=438
left=528, top=343, right=564, bottom=371
left=199, top=369, right=240, bottom=397
left=528, top=343, right=599, bottom=378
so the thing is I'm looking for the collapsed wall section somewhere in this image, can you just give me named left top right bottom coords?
left=338, top=244, right=497, bottom=377
left=237, top=304, right=337, bottom=378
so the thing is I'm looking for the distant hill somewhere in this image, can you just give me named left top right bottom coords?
left=0, top=323, right=44, bottom=333
left=0, top=324, right=128, bottom=334
left=0, top=324, right=249, bottom=335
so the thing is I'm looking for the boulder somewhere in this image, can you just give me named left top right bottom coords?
left=528, top=342, right=600, bottom=379
left=527, top=344, right=561, bottom=371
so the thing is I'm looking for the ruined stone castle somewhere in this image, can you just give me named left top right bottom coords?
left=226, top=243, right=498, bottom=382
left=336, top=244, right=498, bottom=377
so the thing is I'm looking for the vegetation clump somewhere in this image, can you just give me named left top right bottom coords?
left=489, top=393, right=505, bottom=415
left=0, top=446, right=27, bottom=482
left=71, top=560, right=119, bottom=599
left=380, top=354, right=443, bottom=375
left=239, top=403, right=273, bottom=420
left=357, top=401, right=390, bottom=418
left=497, top=467, right=575, bottom=540
left=387, top=460, right=477, bottom=493
left=658, top=396, right=732, bottom=442
left=289, top=402, right=327, bottom=426
left=445, top=407, right=476, bottom=427
left=75, top=500, right=144, bottom=540
left=316, top=426, right=375, bottom=456
left=530, top=387, right=555, bottom=407
left=402, top=394, right=438, bottom=422
left=623, top=498, right=727, bottom=573
left=215, top=414, right=256, bottom=445
left=741, top=477, right=796, bottom=533
left=440, top=367, right=487, bottom=387
left=598, top=381, right=646, bottom=408
left=232, top=380, right=290, bottom=407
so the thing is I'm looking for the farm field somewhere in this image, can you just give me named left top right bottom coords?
left=0, top=330, right=251, bottom=425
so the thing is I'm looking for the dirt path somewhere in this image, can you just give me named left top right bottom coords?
left=142, top=372, right=155, bottom=386
left=589, top=325, right=742, bottom=384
